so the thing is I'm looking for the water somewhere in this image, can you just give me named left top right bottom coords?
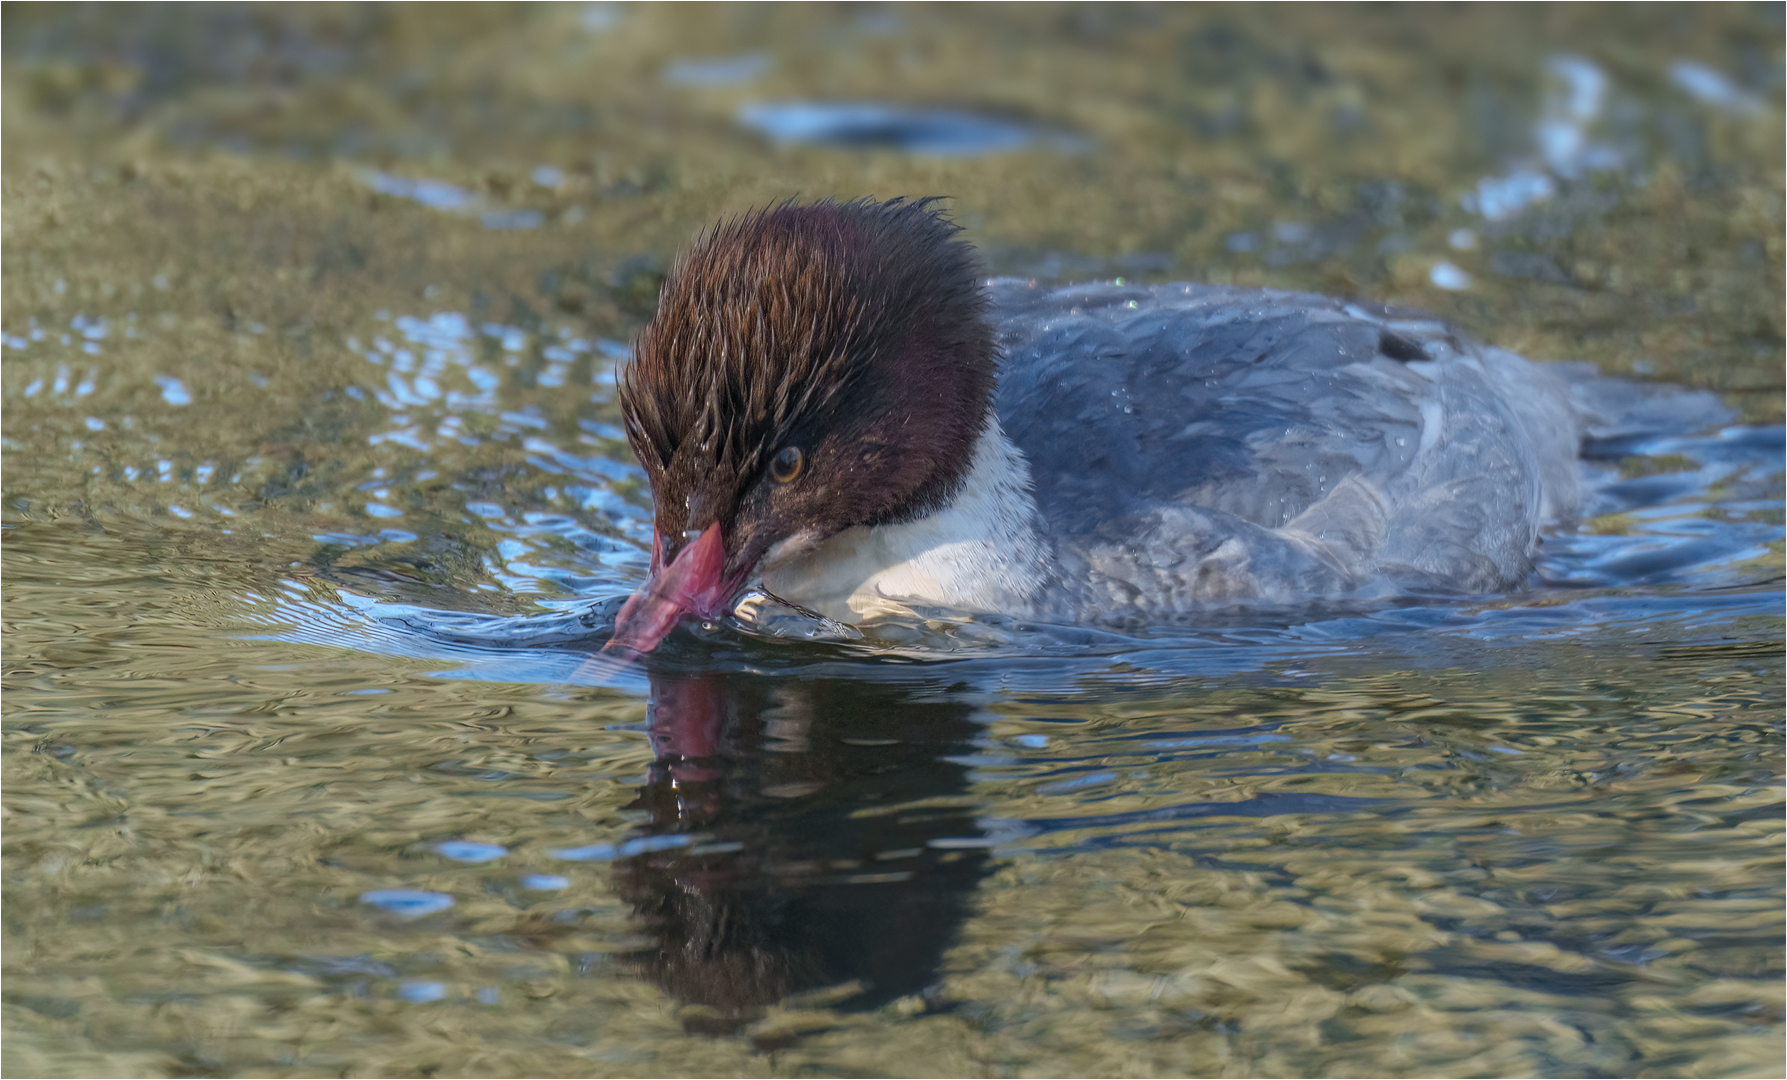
left=3, top=5, right=1782, bottom=1077
left=735, top=102, right=1073, bottom=155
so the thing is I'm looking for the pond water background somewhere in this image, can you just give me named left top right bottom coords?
left=3, top=5, right=1783, bottom=1077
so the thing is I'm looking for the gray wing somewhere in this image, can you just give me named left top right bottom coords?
left=987, top=279, right=1585, bottom=618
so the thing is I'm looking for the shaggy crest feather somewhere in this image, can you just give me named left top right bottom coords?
left=624, top=198, right=972, bottom=475
left=619, top=197, right=994, bottom=550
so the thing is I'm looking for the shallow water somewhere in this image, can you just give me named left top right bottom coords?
left=4, top=5, right=1783, bottom=1078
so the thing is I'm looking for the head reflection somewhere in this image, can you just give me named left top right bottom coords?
left=611, top=669, right=990, bottom=1027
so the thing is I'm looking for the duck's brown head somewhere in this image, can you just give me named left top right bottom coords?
left=607, top=197, right=995, bottom=656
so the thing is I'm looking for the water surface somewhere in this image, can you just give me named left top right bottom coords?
left=4, top=5, right=1782, bottom=1077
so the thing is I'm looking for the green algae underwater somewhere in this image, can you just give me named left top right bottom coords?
left=3, top=4, right=1783, bottom=1077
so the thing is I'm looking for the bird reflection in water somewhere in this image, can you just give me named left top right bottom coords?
left=609, top=666, right=992, bottom=1034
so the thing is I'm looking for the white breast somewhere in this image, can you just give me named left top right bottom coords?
left=759, top=417, right=1053, bottom=622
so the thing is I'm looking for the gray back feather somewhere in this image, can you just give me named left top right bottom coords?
left=987, top=279, right=1729, bottom=621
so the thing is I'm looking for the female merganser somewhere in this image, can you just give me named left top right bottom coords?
left=604, top=197, right=1693, bottom=655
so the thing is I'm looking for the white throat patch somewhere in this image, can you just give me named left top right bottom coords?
left=758, top=416, right=1052, bottom=622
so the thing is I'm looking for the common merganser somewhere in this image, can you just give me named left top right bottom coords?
left=604, top=197, right=1710, bottom=656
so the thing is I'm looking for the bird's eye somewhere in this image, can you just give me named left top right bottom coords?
left=771, top=445, right=803, bottom=484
